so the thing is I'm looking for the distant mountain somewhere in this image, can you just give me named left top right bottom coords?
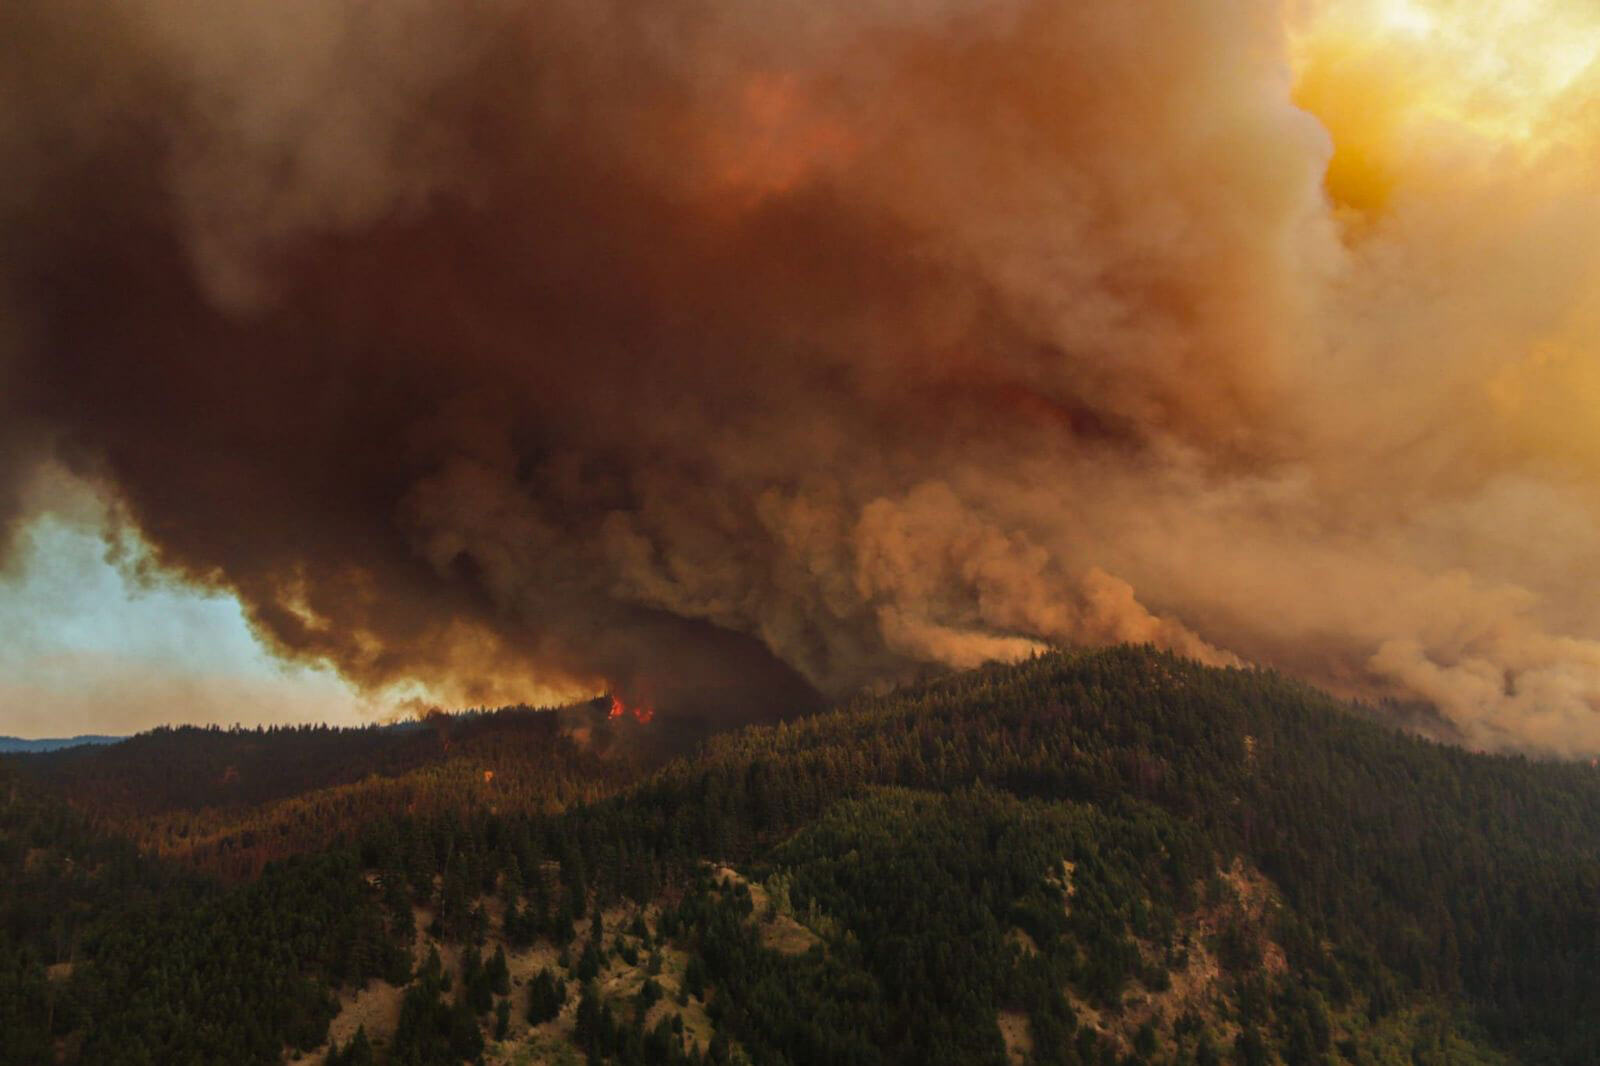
left=0, top=733, right=120, bottom=753
left=4, top=701, right=673, bottom=879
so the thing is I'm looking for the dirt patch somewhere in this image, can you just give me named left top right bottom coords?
left=1217, top=860, right=1287, bottom=976
left=300, top=908, right=438, bottom=1063
left=998, top=1010, right=1033, bottom=1066
left=1058, top=856, right=1290, bottom=1057
left=290, top=893, right=725, bottom=1064
left=712, top=865, right=822, bottom=956
left=315, top=979, right=407, bottom=1059
left=641, top=944, right=718, bottom=1053
left=761, top=913, right=820, bottom=956
left=1007, top=927, right=1040, bottom=957
left=487, top=903, right=716, bottom=1064
left=494, top=1032, right=585, bottom=1065
left=1049, top=859, right=1077, bottom=913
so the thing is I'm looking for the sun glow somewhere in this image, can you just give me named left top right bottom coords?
left=1375, top=0, right=1438, bottom=36
left=1290, top=0, right=1600, bottom=493
left=1290, top=0, right=1600, bottom=213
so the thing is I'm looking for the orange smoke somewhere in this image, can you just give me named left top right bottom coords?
left=6, top=0, right=1600, bottom=754
left=702, top=73, right=857, bottom=203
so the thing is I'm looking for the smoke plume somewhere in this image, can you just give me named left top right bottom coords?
left=5, top=0, right=1600, bottom=751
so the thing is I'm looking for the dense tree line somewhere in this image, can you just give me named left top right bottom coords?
left=7, top=646, right=1600, bottom=1062
left=0, top=759, right=408, bottom=1065
left=12, top=706, right=652, bottom=880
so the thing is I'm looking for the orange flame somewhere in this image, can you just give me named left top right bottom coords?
left=608, top=694, right=656, bottom=724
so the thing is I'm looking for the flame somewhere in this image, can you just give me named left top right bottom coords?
left=482, top=769, right=494, bottom=783
left=608, top=694, right=656, bottom=724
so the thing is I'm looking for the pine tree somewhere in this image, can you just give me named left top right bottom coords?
left=343, top=1026, right=374, bottom=1066
left=488, top=945, right=510, bottom=997
left=528, top=967, right=567, bottom=1025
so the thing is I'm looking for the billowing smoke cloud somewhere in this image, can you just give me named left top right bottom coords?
left=4, top=0, right=1600, bottom=751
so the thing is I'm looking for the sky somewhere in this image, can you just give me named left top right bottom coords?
left=5, top=0, right=1600, bottom=751
left=0, top=471, right=363, bottom=737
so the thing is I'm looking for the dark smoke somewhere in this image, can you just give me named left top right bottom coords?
left=7, top=0, right=1600, bottom=749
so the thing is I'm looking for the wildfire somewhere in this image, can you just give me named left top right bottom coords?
left=608, top=694, right=656, bottom=724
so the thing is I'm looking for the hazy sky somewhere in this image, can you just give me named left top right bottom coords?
left=0, top=475, right=362, bottom=737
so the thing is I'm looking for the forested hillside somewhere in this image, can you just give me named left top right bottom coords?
left=6, top=647, right=1600, bottom=1065
left=20, top=704, right=651, bottom=816
left=12, top=706, right=659, bottom=879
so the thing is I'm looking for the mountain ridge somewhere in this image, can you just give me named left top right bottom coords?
left=0, top=734, right=120, bottom=754
left=5, top=645, right=1600, bottom=1064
